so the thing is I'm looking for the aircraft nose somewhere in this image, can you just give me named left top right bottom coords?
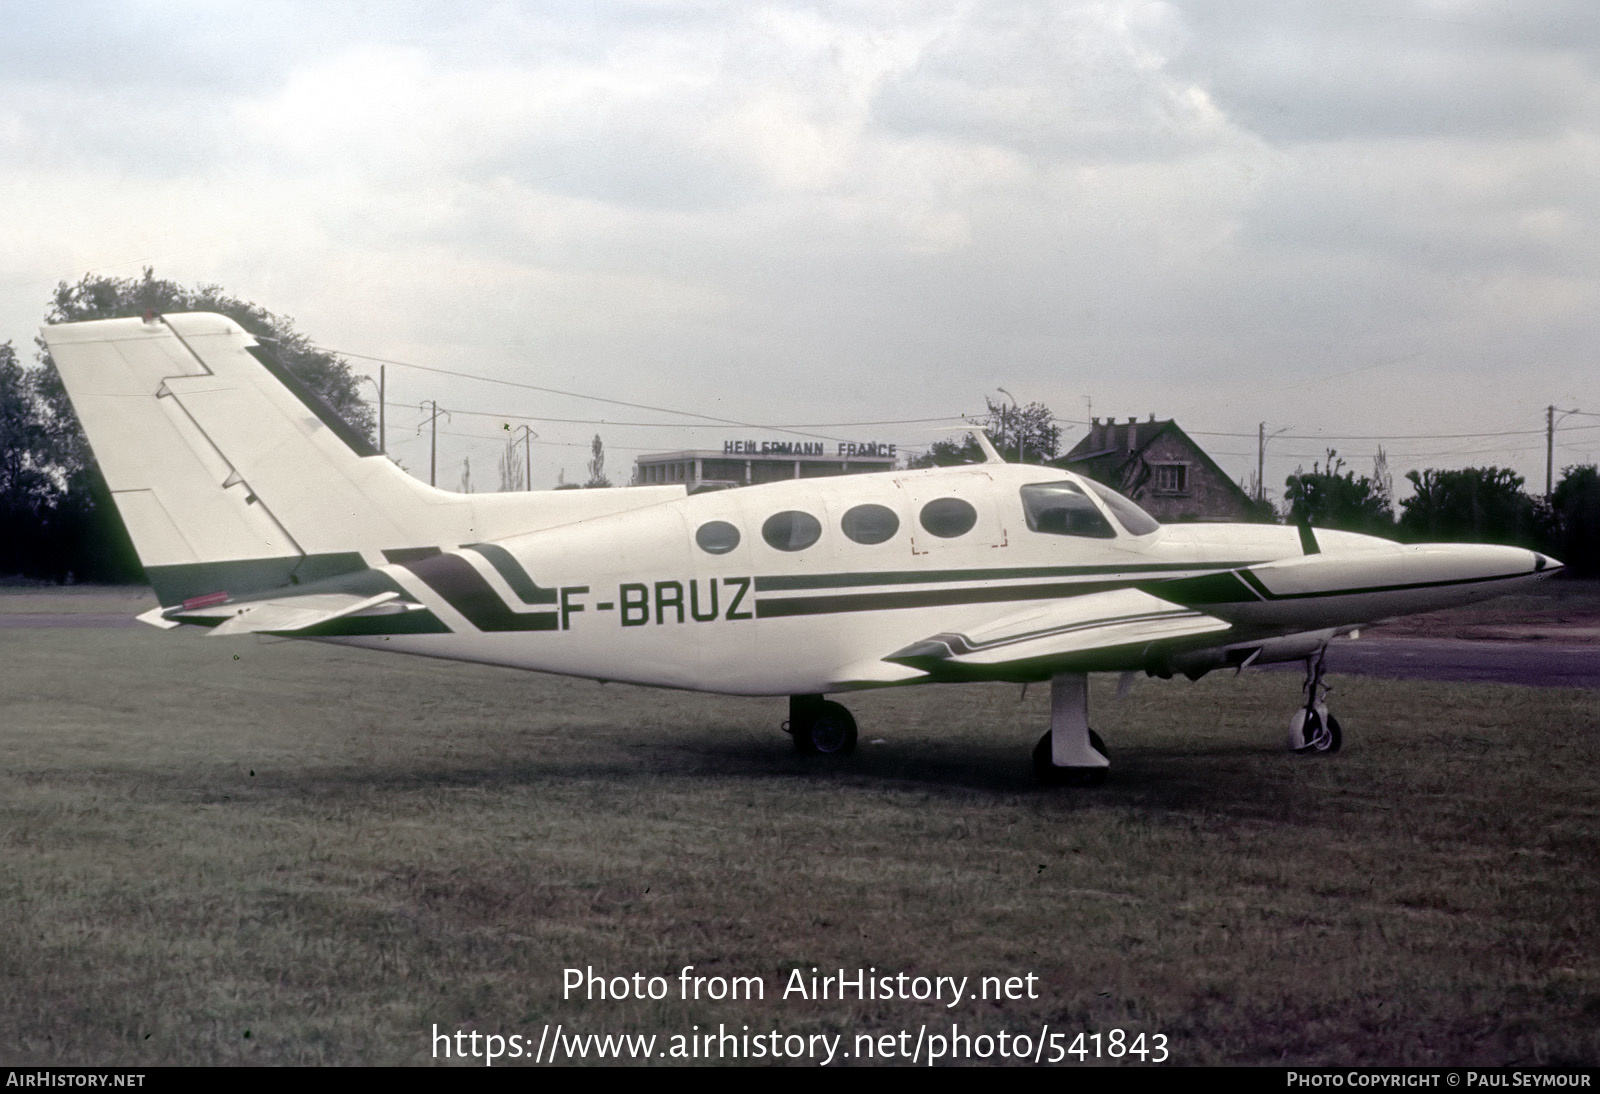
left=1532, top=551, right=1564, bottom=575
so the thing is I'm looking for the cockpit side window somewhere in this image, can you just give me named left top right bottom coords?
left=1020, top=482, right=1117, bottom=539
left=1083, top=480, right=1161, bottom=535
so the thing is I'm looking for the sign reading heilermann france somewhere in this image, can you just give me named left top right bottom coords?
left=723, top=440, right=897, bottom=459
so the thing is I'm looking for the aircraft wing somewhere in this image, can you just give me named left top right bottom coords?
left=881, top=587, right=1230, bottom=680
left=157, top=591, right=405, bottom=636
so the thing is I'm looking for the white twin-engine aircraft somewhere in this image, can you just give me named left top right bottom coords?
left=43, top=313, right=1561, bottom=784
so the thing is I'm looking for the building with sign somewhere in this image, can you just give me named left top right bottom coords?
left=634, top=439, right=899, bottom=492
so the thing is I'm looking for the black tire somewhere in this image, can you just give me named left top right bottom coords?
left=1031, top=730, right=1109, bottom=786
left=1296, top=710, right=1343, bottom=754
left=794, top=700, right=858, bottom=756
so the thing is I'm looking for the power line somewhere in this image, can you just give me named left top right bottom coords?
left=330, top=347, right=851, bottom=443
left=328, top=341, right=1594, bottom=465
left=378, top=399, right=973, bottom=430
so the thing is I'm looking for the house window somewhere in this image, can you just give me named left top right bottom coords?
left=1153, top=464, right=1188, bottom=494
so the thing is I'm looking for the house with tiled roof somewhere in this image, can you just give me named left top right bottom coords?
left=1051, top=416, right=1258, bottom=523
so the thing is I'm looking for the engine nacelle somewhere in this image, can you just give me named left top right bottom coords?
left=1152, top=628, right=1344, bottom=680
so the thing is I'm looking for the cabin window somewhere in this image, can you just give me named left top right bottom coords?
left=695, top=520, right=741, bottom=555
left=762, top=510, right=822, bottom=551
left=841, top=503, right=899, bottom=545
left=1084, top=480, right=1160, bottom=535
left=918, top=497, right=978, bottom=539
left=1020, top=482, right=1117, bottom=539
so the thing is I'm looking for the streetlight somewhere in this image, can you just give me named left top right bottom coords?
left=997, top=387, right=1021, bottom=463
left=357, top=367, right=385, bottom=454
left=1257, top=422, right=1292, bottom=504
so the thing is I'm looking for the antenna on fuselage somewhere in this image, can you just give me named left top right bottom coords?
left=971, top=430, right=1005, bottom=464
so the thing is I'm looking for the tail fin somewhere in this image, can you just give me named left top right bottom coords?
left=41, top=312, right=679, bottom=605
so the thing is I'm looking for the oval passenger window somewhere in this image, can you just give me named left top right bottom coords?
left=919, top=497, right=977, bottom=538
left=761, top=510, right=822, bottom=552
left=695, top=520, right=741, bottom=555
left=841, top=504, right=899, bottom=545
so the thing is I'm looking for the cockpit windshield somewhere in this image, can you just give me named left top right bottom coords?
left=1020, top=482, right=1117, bottom=538
left=1084, top=480, right=1161, bottom=535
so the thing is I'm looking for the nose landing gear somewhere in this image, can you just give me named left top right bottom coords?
left=1289, top=645, right=1342, bottom=753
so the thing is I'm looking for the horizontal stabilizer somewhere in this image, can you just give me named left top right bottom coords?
left=136, top=606, right=182, bottom=630
left=886, top=587, right=1229, bottom=677
left=178, top=591, right=403, bottom=636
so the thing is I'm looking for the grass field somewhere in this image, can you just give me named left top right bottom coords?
left=2, top=589, right=1598, bottom=1066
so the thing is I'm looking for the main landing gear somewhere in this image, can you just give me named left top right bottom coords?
left=1032, top=673, right=1111, bottom=786
left=1288, top=644, right=1342, bottom=754
left=786, top=694, right=858, bottom=755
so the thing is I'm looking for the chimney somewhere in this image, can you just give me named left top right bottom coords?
left=1090, top=416, right=1101, bottom=449
left=1126, top=416, right=1138, bottom=452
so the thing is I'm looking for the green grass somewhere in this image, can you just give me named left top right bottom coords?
left=1, top=612, right=1597, bottom=1066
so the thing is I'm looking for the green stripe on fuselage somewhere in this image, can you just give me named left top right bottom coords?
left=753, top=560, right=1261, bottom=593
left=462, top=543, right=560, bottom=605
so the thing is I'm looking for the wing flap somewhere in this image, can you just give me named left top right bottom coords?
left=885, top=587, right=1229, bottom=676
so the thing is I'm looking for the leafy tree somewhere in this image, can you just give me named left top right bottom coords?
left=1283, top=450, right=1394, bottom=536
left=908, top=435, right=984, bottom=468
left=1398, top=466, right=1544, bottom=547
left=5, top=269, right=376, bottom=581
left=908, top=396, right=1061, bottom=468
left=585, top=433, right=611, bottom=487
left=984, top=397, right=1060, bottom=464
left=0, top=343, right=53, bottom=574
left=41, top=268, right=375, bottom=446
left=1551, top=464, right=1600, bottom=576
left=497, top=434, right=526, bottom=491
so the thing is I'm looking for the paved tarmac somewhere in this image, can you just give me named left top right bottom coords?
left=1312, top=637, right=1600, bottom=690
left=0, top=613, right=143, bottom=628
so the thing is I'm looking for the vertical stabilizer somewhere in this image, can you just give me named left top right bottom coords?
left=41, top=312, right=682, bottom=604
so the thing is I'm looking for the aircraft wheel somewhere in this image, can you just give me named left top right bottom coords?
left=793, top=700, right=858, bottom=756
left=1031, top=730, right=1108, bottom=786
left=1294, top=710, right=1342, bottom=754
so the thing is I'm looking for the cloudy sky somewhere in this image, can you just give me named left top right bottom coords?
left=3, top=0, right=1596, bottom=499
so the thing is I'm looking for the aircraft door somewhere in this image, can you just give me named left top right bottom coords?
left=894, top=471, right=1010, bottom=557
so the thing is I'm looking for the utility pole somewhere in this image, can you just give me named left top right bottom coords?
left=419, top=401, right=450, bottom=487
left=1257, top=422, right=1265, bottom=504
left=1549, top=405, right=1555, bottom=499
left=514, top=425, right=537, bottom=491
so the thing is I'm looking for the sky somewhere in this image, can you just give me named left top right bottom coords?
left=3, top=0, right=1596, bottom=502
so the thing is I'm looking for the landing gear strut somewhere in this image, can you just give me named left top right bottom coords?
left=1033, top=673, right=1110, bottom=786
left=1288, top=645, right=1342, bottom=753
left=786, top=694, right=858, bottom=755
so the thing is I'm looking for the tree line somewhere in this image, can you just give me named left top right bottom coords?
left=1282, top=450, right=1598, bottom=575
left=1, top=270, right=375, bottom=582
left=2, top=274, right=1595, bottom=581
left=913, top=408, right=1597, bottom=576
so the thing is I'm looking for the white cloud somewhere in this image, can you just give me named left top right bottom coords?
left=1, top=0, right=1596, bottom=491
